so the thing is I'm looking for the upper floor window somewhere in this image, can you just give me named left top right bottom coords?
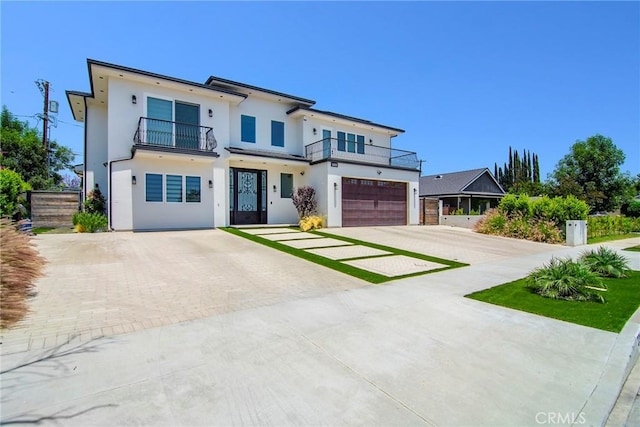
left=337, top=131, right=365, bottom=154
left=271, top=121, right=285, bottom=147
left=241, top=115, right=256, bottom=143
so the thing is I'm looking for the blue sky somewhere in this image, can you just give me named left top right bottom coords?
left=1, top=1, right=638, bottom=179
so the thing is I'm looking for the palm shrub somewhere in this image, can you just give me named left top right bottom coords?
left=1, top=219, right=45, bottom=328
left=579, top=247, right=630, bottom=278
left=527, top=257, right=605, bottom=303
left=73, top=212, right=108, bottom=233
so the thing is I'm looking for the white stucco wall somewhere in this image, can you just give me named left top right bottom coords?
left=85, top=102, right=108, bottom=196
left=227, top=158, right=306, bottom=225
left=229, top=97, right=302, bottom=155
left=106, top=77, right=231, bottom=161
left=306, top=161, right=419, bottom=227
left=299, top=115, right=394, bottom=150
left=123, top=155, right=216, bottom=230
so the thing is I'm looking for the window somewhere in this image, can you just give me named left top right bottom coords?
left=166, top=175, right=183, bottom=203
left=336, top=131, right=365, bottom=153
left=241, top=115, right=256, bottom=143
left=271, top=120, right=285, bottom=147
left=337, top=131, right=346, bottom=151
left=146, top=174, right=163, bottom=202
left=356, top=135, right=365, bottom=154
left=347, top=133, right=356, bottom=153
left=186, top=176, right=201, bottom=203
left=280, top=173, right=293, bottom=198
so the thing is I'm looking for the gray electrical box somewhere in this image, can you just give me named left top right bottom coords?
left=566, top=220, right=588, bottom=246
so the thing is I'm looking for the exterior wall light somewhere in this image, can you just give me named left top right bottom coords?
left=208, top=109, right=213, bottom=118
left=208, top=180, right=213, bottom=188
left=334, top=182, right=338, bottom=190
left=313, top=128, right=317, bottom=135
left=273, top=184, right=277, bottom=193
left=131, top=95, right=137, bottom=104
left=377, top=170, right=382, bottom=175
left=300, top=171, right=305, bottom=176
left=132, top=176, right=137, bottom=185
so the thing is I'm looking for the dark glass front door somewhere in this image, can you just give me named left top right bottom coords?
left=230, top=168, right=267, bottom=225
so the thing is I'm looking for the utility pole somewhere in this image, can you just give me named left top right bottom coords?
left=35, top=79, right=50, bottom=149
left=42, top=81, right=49, bottom=149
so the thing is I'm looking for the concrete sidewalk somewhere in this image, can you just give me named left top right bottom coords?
left=1, top=229, right=638, bottom=426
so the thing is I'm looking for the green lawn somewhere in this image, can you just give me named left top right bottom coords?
left=587, top=234, right=639, bottom=244
left=624, top=245, right=640, bottom=252
left=466, top=271, right=640, bottom=333
left=32, top=227, right=75, bottom=235
left=222, top=227, right=467, bottom=284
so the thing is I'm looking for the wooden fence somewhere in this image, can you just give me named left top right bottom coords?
left=30, top=191, right=80, bottom=228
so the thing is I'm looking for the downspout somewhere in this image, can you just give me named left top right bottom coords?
left=108, top=152, right=134, bottom=231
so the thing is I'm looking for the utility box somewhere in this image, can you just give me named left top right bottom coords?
left=566, top=220, right=588, bottom=246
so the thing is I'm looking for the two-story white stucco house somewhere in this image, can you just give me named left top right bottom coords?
left=66, top=59, right=420, bottom=230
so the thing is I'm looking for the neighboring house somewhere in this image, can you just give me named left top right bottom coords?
left=66, top=59, right=420, bottom=230
left=419, top=168, right=505, bottom=216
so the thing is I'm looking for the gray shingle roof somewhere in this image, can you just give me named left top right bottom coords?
left=419, top=168, right=504, bottom=197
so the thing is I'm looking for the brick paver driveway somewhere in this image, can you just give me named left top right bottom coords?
left=1, top=229, right=367, bottom=354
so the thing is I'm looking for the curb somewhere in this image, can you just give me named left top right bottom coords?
left=581, top=306, right=640, bottom=426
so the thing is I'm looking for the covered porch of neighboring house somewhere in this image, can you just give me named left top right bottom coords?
left=440, top=195, right=501, bottom=215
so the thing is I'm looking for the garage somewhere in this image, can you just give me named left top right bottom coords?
left=342, top=177, right=407, bottom=227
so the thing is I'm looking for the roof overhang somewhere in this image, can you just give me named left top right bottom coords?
left=66, top=90, right=91, bottom=122
left=225, top=147, right=310, bottom=165
left=287, top=106, right=404, bottom=136
left=132, top=144, right=219, bottom=162
left=205, top=76, right=315, bottom=107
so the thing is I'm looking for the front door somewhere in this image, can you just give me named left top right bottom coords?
left=230, top=168, right=267, bottom=225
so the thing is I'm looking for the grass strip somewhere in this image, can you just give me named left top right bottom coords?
left=222, top=227, right=467, bottom=284
left=623, top=245, right=640, bottom=252
left=465, top=270, right=640, bottom=333
left=587, top=234, right=639, bottom=244
left=311, top=230, right=468, bottom=269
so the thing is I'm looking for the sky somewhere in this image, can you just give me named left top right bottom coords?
left=1, top=1, right=638, bottom=180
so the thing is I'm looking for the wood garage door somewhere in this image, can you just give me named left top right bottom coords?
left=342, top=177, right=407, bottom=227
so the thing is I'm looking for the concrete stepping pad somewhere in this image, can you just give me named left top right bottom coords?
left=261, top=232, right=323, bottom=241
left=306, top=245, right=391, bottom=260
left=241, top=228, right=299, bottom=235
left=281, top=238, right=354, bottom=249
left=344, top=255, right=448, bottom=277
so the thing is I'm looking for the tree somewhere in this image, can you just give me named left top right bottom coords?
left=494, top=146, right=542, bottom=194
left=0, top=106, right=74, bottom=189
left=0, top=169, right=31, bottom=217
left=548, top=134, right=634, bottom=213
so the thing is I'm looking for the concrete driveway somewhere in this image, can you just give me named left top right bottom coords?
left=1, top=227, right=639, bottom=426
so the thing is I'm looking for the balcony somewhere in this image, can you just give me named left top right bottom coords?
left=133, top=117, right=217, bottom=153
left=305, top=138, right=420, bottom=170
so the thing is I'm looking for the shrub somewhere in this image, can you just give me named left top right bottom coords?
left=73, top=212, right=108, bottom=233
left=450, top=208, right=465, bottom=215
left=291, top=186, right=318, bottom=219
left=588, top=215, right=640, bottom=238
left=0, top=169, right=30, bottom=217
left=527, top=257, right=605, bottom=303
left=579, top=247, right=630, bottom=278
left=622, top=200, right=640, bottom=218
left=85, top=187, right=106, bottom=215
left=300, top=215, right=324, bottom=232
left=0, top=219, right=45, bottom=328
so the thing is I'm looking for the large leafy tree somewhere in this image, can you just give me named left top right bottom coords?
left=0, top=106, right=74, bottom=189
left=548, top=134, right=634, bottom=213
